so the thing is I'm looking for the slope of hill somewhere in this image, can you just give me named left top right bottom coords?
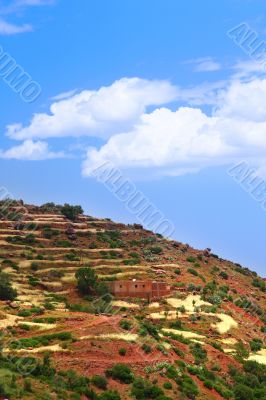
left=0, top=200, right=265, bottom=400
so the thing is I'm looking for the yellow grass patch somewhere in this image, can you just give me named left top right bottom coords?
left=248, top=349, right=266, bottom=365
left=150, top=311, right=178, bottom=320
left=148, top=302, right=160, bottom=309
left=18, top=321, right=57, bottom=331
left=3, top=344, right=68, bottom=353
left=167, top=295, right=212, bottom=312
left=220, top=338, right=238, bottom=345
left=99, top=271, right=145, bottom=279
left=0, top=313, right=23, bottom=328
left=111, top=301, right=140, bottom=309
left=209, top=313, right=238, bottom=334
left=224, top=348, right=236, bottom=354
left=80, top=333, right=138, bottom=342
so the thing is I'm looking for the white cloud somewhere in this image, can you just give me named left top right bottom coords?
left=231, top=60, right=266, bottom=79
left=51, top=89, right=78, bottom=101
left=194, top=57, right=221, bottom=72
left=0, top=19, right=32, bottom=34
left=82, top=77, right=266, bottom=178
left=185, top=57, right=221, bottom=72
left=4, top=70, right=266, bottom=178
left=0, top=140, right=64, bottom=160
left=6, top=78, right=178, bottom=140
left=0, top=0, right=54, bottom=35
left=14, top=0, right=54, bottom=6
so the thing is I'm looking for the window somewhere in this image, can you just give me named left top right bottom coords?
left=135, top=284, right=138, bottom=288
left=143, top=285, right=145, bottom=288
left=120, top=285, right=123, bottom=288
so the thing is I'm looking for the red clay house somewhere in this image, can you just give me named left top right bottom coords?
left=107, top=280, right=171, bottom=300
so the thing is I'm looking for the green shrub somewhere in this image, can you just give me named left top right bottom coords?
left=148, top=246, right=163, bottom=254
left=119, top=348, right=127, bottom=356
left=98, top=391, right=121, bottom=400
left=131, top=377, right=164, bottom=399
left=186, top=256, right=196, bottom=263
left=219, top=271, right=229, bottom=280
left=249, top=339, right=263, bottom=352
left=91, top=375, right=107, bottom=390
left=142, top=343, right=152, bottom=354
left=55, top=240, right=72, bottom=248
left=119, top=320, right=132, bottom=331
left=105, top=364, right=134, bottom=384
left=187, top=268, right=198, bottom=276
left=163, top=382, right=172, bottom=390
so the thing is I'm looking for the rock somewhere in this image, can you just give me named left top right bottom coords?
left=9, top=301, right=20, bottom=309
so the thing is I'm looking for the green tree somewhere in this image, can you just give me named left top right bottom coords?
left=0, top=272, right=17, bottom=300
left=75, top=267, right=98, bottom=295
left=234, top=384, right=254, bottom=400
left=61, top=204, right=83, bottom=221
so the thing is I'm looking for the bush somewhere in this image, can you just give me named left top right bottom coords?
left=249, top=339, right=263, bottom=352
left=219, top=271, right=229, bottom=280
left=119, top=320, right=132, bottom=331
left=131, top=377, right=164, bottom=399
left=142, top=344, right=152, bottom=354
left=187, top=268, right=198, bottom=276
left=186, top=256, right=196, bottom=263
left=234, top=384, right=254, bottom=400
left=98, top=391, right=121, bottom=400
left=148, top=246, right=163, bottom=254
left=105, top=364, right=134, bottom=384
left=55, top=240, right=72, bottom=248
left=119, top=348, right=127, bottom=356
left=163, top=382, right=172, bottom=390
left=91, top=375, right=107, bottom=390
left=190, top=343, right=207, bottom=364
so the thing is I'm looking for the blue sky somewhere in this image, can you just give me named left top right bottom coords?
left=0, top=0, right=266, bottom=276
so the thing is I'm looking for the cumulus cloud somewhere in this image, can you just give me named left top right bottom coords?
left=6, top=78, right=178, bottom=140
left=0, top=140, right=64, bottom=160
left=82, top=77, right=266, bottom=178
left=4, top=71, right=266, bottom=178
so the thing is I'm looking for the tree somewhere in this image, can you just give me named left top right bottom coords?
left=61, top=204, right=83, bottom=221
left=0, top=272, right=17, bottom=301
left=234, top=384, right=254, bottom=400
left=75, top=267, right=98, bottom=295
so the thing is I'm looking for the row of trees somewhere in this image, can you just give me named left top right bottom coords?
left=41, top=202, right=84, bottom=221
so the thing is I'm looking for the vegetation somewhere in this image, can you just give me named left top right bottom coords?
left=0, top=272, right=17, bottom=300
left=61, top=204, right=84, bottom=221
left=0, top=201, right=265, bottom=399
left=105, top=364, right=134, bottom=384
left=75, top=266, right=109, bottom=297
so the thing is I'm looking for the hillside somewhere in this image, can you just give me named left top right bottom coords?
left=0, top=200, right=265, bottom=400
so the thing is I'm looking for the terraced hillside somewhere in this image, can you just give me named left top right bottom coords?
left=0, top=201, right=265, bottom=400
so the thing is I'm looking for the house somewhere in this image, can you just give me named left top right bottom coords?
left=106, top=279, right=171, bottom=300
